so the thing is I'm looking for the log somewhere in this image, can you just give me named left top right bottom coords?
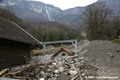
left=0, top=68, right=9, bottom=77
left=4, top=63, right=38, bottom=77
left=71, top=75, right=79, bottom=80
left=4, top=64, right=31, bottom=77
left=12, top=76, right=29, bottom=79
left=77, top=69, right=83, bottom=80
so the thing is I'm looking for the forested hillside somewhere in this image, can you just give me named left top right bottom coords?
left=0, top=8, right=79, bottom=41
left=0, top=8, right=29, bottom=30
left=30, top=21, right=78, bottom=41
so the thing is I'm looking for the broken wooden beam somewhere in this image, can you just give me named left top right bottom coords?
left=0, top=68, right=9, bottom=77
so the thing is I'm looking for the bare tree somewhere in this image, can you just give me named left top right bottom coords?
left=83, top=2, right=112, bottom=40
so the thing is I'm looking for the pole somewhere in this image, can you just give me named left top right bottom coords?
left=43, top=44, right=46, bottom=55
left=75, top=40, right=78, bottom=55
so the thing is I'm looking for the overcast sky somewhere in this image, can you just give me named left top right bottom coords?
left=31, top=0, right=98, bottom=10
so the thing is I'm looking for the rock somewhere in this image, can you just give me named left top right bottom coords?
left=46, top=73, right=51, bottom=79
left=116, top=49, right=120, bottom=52
left=48, top=69, right=51, bottom=71
left=69, top=70, right=77, bottom=76
left=58, top=61, right=63, bottom=66
left=80, top=57, right=85, bottom=60
left=82, top=72, right=85, bottom=76
left=57, top=74, right=70, bottom=80
left=40, top=71, right=45, bottom=75
left=39, top=78, right=45, bottom=80
left=51, top=77, right=57, bottom=80
left=55, top=74, right=58, bottom=77
left=53, top=63, right=57, bottom=66
left=70, top=64, right=76, bottom=70
left=58, top=67, right=64, bottom=73
left=108, top=53, right=114, bottom=58
left=54, top=70, right=59, bottom=74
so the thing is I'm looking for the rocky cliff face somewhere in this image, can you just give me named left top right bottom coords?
left=0, top=0, right=120, bottom=28
left=0, top=0, right=84, bottom=27
left=53, top=7, right=84, bottom=28
left=0, top=0, right=61, bottom=22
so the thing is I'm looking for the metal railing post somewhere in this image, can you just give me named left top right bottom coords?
left=43, top=44, right=46, bottom=55
left=75, top=40, right=78, bottom=55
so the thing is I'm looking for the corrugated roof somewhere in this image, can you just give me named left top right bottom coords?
left=0, top=17, right=42, bottom=45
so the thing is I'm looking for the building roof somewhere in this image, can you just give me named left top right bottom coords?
left=51, top=48, right=74, bottom=57
left=0, top=17, right=42, bottom=45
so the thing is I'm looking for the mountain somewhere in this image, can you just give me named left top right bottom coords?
left=0, top=0, right=120, bottom=28
left=98, top=0, right=120, bottom=16
left=0, top=0, right=84, bottom=28
left=0, top=0, right=61, bottom=22
left=53, top=7, right=84, bottom=28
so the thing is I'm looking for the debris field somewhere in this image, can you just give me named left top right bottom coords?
left=0, top=40, right=120, bottom=80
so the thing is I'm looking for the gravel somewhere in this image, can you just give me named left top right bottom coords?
left=79, top=40, right=120, bottom=79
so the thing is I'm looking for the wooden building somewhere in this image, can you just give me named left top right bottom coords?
left=0, top=17, right=41, bottom=69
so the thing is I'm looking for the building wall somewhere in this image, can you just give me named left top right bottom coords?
left=0, top=38, right=30, bottom=69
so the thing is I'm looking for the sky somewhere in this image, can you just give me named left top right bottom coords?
left=31, top=0, right=98, bottom=10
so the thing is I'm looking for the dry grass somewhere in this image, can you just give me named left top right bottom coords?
left=112, top=39, right=120, bottom=44
left=32, top=46, right=67, bottom=55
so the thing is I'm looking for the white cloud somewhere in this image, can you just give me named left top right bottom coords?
left=30, top=0, right=98, bottom=10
